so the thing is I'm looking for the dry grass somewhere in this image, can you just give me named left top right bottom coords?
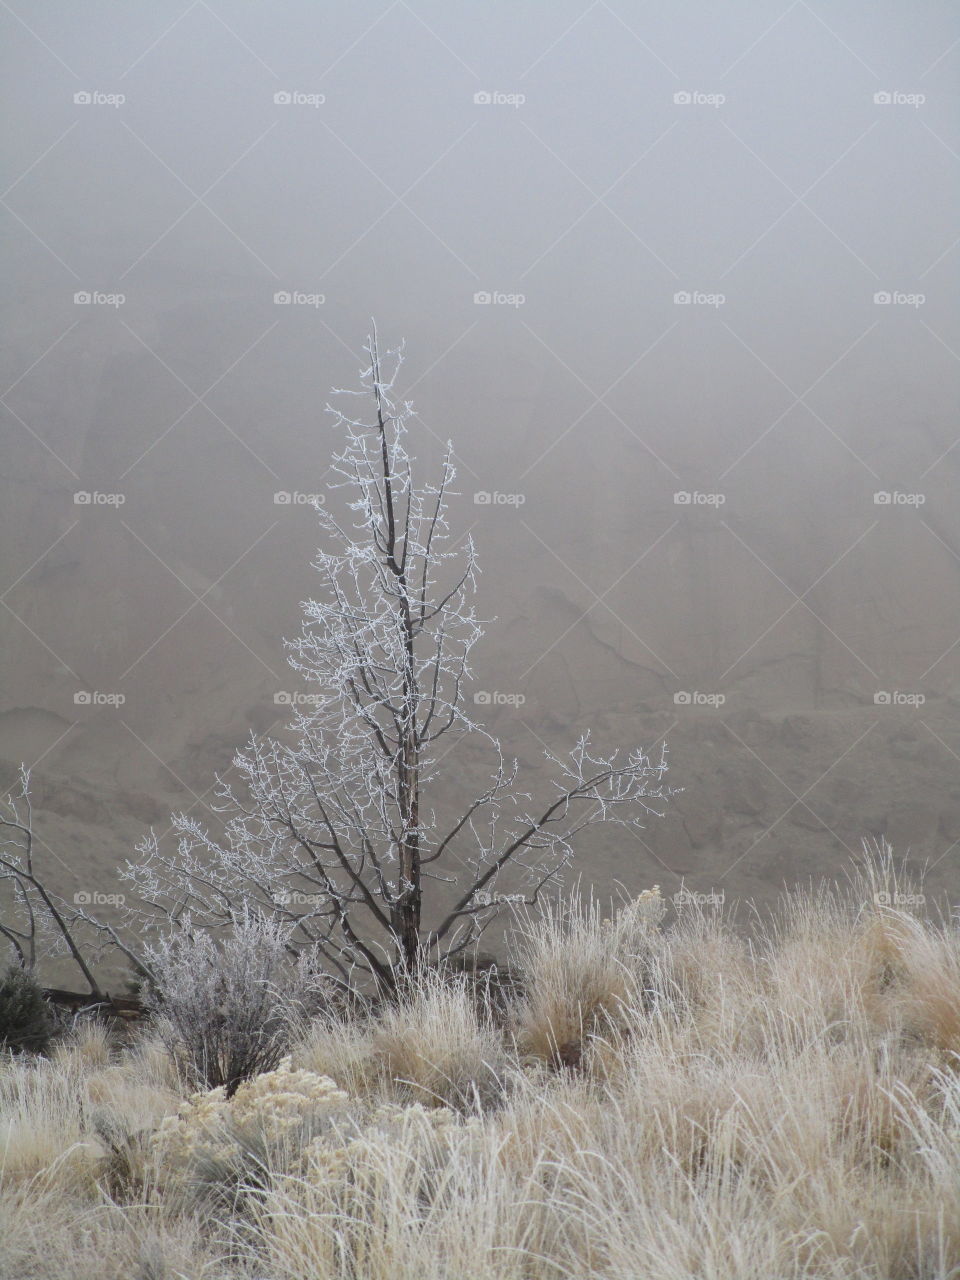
left=2, top=854, right=959, bottom=1279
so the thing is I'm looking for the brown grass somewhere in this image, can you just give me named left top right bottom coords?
left=2, top=853, right=958, bottom=1279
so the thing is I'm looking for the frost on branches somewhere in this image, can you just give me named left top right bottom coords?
left=125, top=331, right=676, bottom=992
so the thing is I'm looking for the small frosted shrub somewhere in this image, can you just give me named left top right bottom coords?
left=144, top=911, right=332, bottom=1096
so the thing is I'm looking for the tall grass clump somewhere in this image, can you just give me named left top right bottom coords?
left=513, top=885, right=666, bottom=1069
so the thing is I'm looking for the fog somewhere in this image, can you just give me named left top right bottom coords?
left=2, top=1, right=958, bottom=955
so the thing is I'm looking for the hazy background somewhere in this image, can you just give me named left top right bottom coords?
left=2, top=1, right=958, bottom=976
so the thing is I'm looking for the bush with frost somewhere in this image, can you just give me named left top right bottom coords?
left=143, top=910, right=333, bottom=1096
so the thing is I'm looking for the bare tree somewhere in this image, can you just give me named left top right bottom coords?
left=0, top=765, right=107, bottom=1000
left=124, top=330, right=676, bottom=994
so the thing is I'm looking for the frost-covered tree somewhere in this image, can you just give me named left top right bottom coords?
left=0, top=765, right=107, bottom=999
left=126, top=331, right=674, bottom=993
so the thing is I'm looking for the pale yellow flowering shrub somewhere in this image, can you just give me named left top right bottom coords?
left=149, top=1054, right=488, bottom=1193
left=230, top=1054, right=350, bottom=1136
left=150, top=1055, right=350, bottom=1174
left=151, top=1084, right=232, bottom=1169
left=608, top=884, right=667, bottom=947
